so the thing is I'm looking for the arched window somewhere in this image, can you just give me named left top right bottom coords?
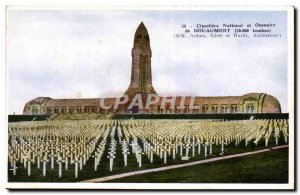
left=47, top=107, right=52, bottom=114
left=211, top=104, right=218, bottom=114
left=92, top=106, right=97, bottom=113
left=54, top=107, right=59, bottom=114
left=246, top=103, right=254, bottom=113
left=61, top=106, right=66, bottom=114
left=77, top=106, right=82, bottom=113
left=69, top=106, right=74, bottom=114
left=221, top=105, right=227, bottom=113
left=202, top=105, right=208, bottom=113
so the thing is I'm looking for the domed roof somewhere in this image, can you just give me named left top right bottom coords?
left=262, top=94, right=281, bottom=113
left=242, top=93, right=262, bottom=100
left=241, top=93, right=281, bottom=113
left=24, top=97, right=51, bottom=106
left=23, top=97, right=51, bottom=113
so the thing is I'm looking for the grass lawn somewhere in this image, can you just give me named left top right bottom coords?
left=8, top=135, right=288, bottom=183
left=107, top=148, right=288, bottom=183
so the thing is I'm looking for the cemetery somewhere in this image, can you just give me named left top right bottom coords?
left=7, top=118, right=289, bottom=183
left=6, top=13, right=292, bottom=187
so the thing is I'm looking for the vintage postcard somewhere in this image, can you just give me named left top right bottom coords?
left=6, top=6, right=294, bottom=190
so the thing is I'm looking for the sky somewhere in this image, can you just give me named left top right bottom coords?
left=7, top=10, right=288, bottom=114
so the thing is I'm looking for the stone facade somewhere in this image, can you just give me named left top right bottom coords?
left=23, top=22, right=281, bottom=115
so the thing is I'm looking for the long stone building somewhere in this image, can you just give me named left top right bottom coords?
left=23, top=22, right=281, bottom=115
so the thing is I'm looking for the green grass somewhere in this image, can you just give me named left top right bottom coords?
left=107, top=148, right=288, bottom=183
left=8, top=134, right=288, bottom=183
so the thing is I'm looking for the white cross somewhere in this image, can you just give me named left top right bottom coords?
left=135, top=149, right=144, bottom=168
left=184, top=143, right=191, bottom=157
left=220, top=141, right=226, bottom=155
left=56, top=156, right=65, bottom=177
left=72, top=158, right=80, bottom=178
left=41, top=156, right=49, bottom=177
left=107, top=153, right=116, bottom=172
left=122, top=149, right=130, bottom=167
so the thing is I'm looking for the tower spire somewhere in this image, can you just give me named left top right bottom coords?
left=134, top=22, right=150, bottom=48
left=125, top=22, right=156, bottom=97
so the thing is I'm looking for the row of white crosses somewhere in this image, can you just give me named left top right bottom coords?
left=123, top=125, right=147, bottom=166
left=107, top=124, right=118, bottom=172
left=130, top=136, right=143, bottom=168
left=281, top=119, right=289, bottom=143
left=8, top=118, right=289, bottom=178
left=139, top=122, right=217, bottom=158
left=118, top=123, right=131, bottom=167
left=92, top=128, right=109, bottom=172
left=105, top=123, right=145, bottom=170
left=127, top=123, right=168, bottom=163
left=123, top=121, right=204, bottom=162
left=273, top=119, right=289, bottom=145
left=120, top=118, right=289, bottom=162
left=107, top=138, right=117, bottom=172
left=8, top=120, right=113, bottom=178
left=121, top=139, right=130, bottom=167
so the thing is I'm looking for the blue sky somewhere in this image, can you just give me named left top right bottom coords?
left=7, top=10, right=288, bottom=114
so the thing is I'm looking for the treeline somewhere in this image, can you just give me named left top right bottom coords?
left=8, top=113, right=289, bottom=122
left=8, top=115, right=50, bottom=122
left=111, top=113, right=289, bottom=120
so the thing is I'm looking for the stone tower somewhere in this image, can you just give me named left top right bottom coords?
left=125, top=22, right=156, bottom=98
